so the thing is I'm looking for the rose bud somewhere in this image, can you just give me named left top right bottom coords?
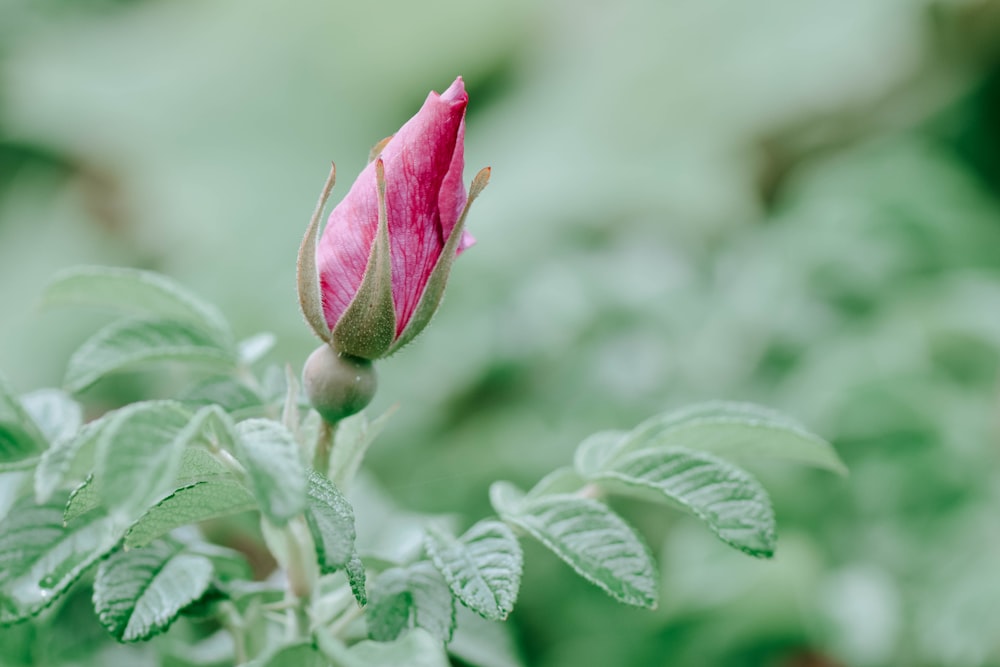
left=298, top=77, right=490, bottom=361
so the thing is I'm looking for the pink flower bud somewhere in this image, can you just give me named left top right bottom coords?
left=314, top=77, right=488, bottom=359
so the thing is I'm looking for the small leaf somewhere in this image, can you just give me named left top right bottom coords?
left=619, top=401, right=846, bottom=474
left=34, top=413, right=109, bottom=503
left=250, top=641, right=329, bottom=667
left=41, top=265, right=231, bottom=342
left=124, top=479, right=256, bottom=549
left=64, top=475, right=100, bottom=522
left=524, top=467, right=586, bottom=500
left=332, top=160, right=396, bottom=359
left=93, top=401, right=191, bottom=520
left=64, top=318, right=237, bottom=393
left=233, top=419, right=307, bottom=525
left=304, top=470, right=356, bottom=573
left=424, top=520, right=522, bottom=621
left=572, top=431, right=627, bottom=478
left=0, top=375, right=46, bottom=463
left=345, top=552, right=368, bottom=607
left=368, top=561, right=455, bottom=642
left=297, top=165, right=336, bottom=345
left=586, top=447, right=776, bottom=557
left=490, top=482, right=657, bottom=609
left=329, top=408, right=395, bottom=491
left=93, top=539, right=213, bottom=642
left=18, top=389, right=82, bottom=446
left=0, top=495, right=119, bottom=624
left=178, top=376, right=264, bottom=413
left=318, top=628, right=451, bottom=667
left=238, top=332, right=277, bottom=365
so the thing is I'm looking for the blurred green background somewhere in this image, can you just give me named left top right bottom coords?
left=3, top=0, right=1000, bottom=665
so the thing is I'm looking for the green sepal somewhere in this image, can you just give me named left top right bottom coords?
left=332, top=159, right=397, bottom=359
left=388, top=166, right=490, bottom=354
left=297, top=164, right=337, bottom=345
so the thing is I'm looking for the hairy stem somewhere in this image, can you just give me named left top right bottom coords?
left=313, top=419, right=338, bottom=477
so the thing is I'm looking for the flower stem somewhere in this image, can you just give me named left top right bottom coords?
left=313, top=419, right=338, bottom=477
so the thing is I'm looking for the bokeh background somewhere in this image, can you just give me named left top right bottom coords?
left=3, top=0, right=1000, bottom=665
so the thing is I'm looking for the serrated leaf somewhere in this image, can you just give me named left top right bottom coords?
left=524, top=467, right=586, bottom=500
left=367, top=561, right=455, bottom=643
left=424, top=520, right=522, bottom=621
left=42, top=265, right=231, bottom=342
left=329, top=408, right=394, bottom=491
left=65, top=318, right=237, bottom=393
left=64, top=475, right=100, bottom=522
left=178, top=376, right=264, bottom=413
left=93, top=539, right=213, bottom=642
left=345, top=552, right=368, bottom=607
left=572, top=431, right=627, bottom=478
left=0, top=495, right=119, bottom=624
left=490, top=482, right=657, bottom=608
left=34, top=413, right=109, bottom=503
left=618, top=401, right=846, bottom=474
left=318, top=628, right=451, bottom=667
left=124, top=478, right=256, bottom=549
left=18, top=389, right=82, bottom=446
left=587, top=447, right=777, bottom=557
left=304, top=470, right=356, bottom=573
left=233, top=419, right=306, bottom=525
left=93, top=401, right=191, bottom=521
left=176, top=445, right=233, bottom=482
left=0, top=375, right=46, bottom=463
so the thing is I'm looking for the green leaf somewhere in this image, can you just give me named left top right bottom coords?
left=0, top=375, right=46, bottom=463
left=233, top=419, right=307, bottom=525
left=124, top=478, right=256, bottom=549
left=250, top=641, right=329, bottom=667
left=449, top=606, right=526, bottom=667
left=93, top=539, right=213, bottom=642
left=238, top=332, right=277, bottom=365
left=329, top=408, right=394, bottom=491
left=524, top=466, right=587, bottom=500
left=332, top=160, right=396, bottom=359
left=93, top=401, right=192, bottom=521
left=424, top=520, right=522, bottom=621
left=490, top=482, right=657, bottom=609
left=304, top=470, right=356, bottom=573
left=572, top=431, right=627, bottom=479
left=617, top=401, right=846, bottom=475
left=41, top=265, right=232, bottom=342
left=586, top=447, right=777, bottom=557
left=64, top=475, right=100, bottom=522
left=345, top=552, right=368, bottom=607
left=0, top=495, right=119, bottom=624
left=296, top=165, right=336, bottom=346
left=34, top=412, right=109, bottom=503
left=367, top=561, right=455, bottom=643
left=318, top=628, right=451, bottom=667
left=178, top=376, right=264, bottom=413
left=64, top=318, right=237, bottom=393
left=18, top=389, right=82, bottom=446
